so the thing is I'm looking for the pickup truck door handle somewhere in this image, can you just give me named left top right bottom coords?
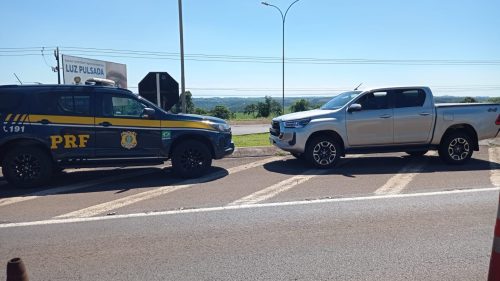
left=40, top=119, right=51, bottom=125
left=99, top=121, right=112, bottom=127
left=379, top=114, right=392, bottom=119
left=419, top=112, right=431, bottom=116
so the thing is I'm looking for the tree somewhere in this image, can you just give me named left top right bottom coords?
left=256, top=96, right=282, bottom=117
left=194, top=107, right=207, bottom=115
left=488, top=97, right=500, bottom=103
left=172, top=91, right=195, bottom=113
left=243, top=104, right=257, bottom=117
left=210, top=105, right=232, bottom=120
left=290, top=99, right=311, bottom=112
left=460, top=97, right=477, bottom=103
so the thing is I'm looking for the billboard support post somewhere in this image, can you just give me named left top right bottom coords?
left=54, top=47, right=61, bottom=84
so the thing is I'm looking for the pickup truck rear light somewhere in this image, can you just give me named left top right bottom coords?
left=496, top=114, right=500, bottom=125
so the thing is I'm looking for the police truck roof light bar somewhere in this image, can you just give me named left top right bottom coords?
left=84, top=78, right=116, bottom=87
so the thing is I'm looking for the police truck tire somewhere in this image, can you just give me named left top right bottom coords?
left=172, top=140, right=212, bottom=178
left=305, top=136, right=341, bottom=169
left=438, top=132, right=473, bottom=165
left=2, top=146, right=53, bottom=188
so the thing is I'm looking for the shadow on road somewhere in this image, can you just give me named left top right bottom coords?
left=263, top=154, right=498, bottom=177
left=0, top=166, right=229, bottom=199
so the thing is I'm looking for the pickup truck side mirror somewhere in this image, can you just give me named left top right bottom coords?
left=348, top=103, right=362, bottom=113
left=142, top=108, right=156, bottom=119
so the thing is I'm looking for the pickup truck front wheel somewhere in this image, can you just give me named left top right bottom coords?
left=172, top=140, right=212, bottom=178
left=439, top=133, right=473, bottom=165
left=305, top=136, right=341, bottom=169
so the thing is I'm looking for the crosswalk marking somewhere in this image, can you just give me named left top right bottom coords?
left=374, top=152, right=437, bottom=195
left=54, top=156, right=284, bottom=219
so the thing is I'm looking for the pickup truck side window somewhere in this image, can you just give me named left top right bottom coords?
left=356, top=91, right=389, bottom=110
left=102, top=95, right=147, bottom=118
left=0, top=91, right=24, bottom=111
left=394, top=89, right=426, bottom=108
left=33, top=92, right=91, bottom=116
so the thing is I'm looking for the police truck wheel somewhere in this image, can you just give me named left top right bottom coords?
left=2, top=146, right=53, bottom=188
left=172, top=140, right=212, bottom=178
left=438, top=132, right=473, bottom=165
left=305, top=136, right=341, bottom=169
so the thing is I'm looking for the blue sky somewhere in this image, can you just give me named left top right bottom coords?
left=1, top=0, right=499, bottom=97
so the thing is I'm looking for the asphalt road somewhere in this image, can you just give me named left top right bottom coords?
left=1, top=146, right=499, bottom=280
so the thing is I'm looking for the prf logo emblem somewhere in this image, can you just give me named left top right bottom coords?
left=121, top=131, right=137, bottom=150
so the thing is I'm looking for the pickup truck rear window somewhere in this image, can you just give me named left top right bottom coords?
left=0, top=91, right=24, bottom=112
left=394, top=89, right=426, bottom=108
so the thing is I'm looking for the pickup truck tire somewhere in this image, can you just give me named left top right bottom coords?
left=305, top=136, right=341, bottom=168
left=172, top=140, right=212, bottom=178
left=2, top=146, right=53, bottom=188
left=439, top=132, right=473, bottom=165
left=405, top=150, right=428, bottom=157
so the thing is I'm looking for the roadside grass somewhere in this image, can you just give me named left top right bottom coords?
left=233, top=133, right=271, bottom=147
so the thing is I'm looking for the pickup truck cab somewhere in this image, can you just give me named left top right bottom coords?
left=270, top=86, right=500, bottom=168
left=0, top=84, right=234, bottom=188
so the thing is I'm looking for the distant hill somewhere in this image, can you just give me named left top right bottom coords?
left=192, top=95, right=497, bottom=112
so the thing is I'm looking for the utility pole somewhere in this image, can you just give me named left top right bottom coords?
left=54, top=47, right=61, bottom=84
left=178, top=0, right=187, bottom=113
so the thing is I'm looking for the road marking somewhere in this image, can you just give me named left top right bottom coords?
left=1, top=186, right=498, bottom=229
left=228, top=155, right=363, bottom=206
left=54, top=156, right=284, bottom=219
left=374, top=152, right=437, bottom=195
left=0, top=169, right=155, bottom=208
left=490, top=147, right=500, bottom=187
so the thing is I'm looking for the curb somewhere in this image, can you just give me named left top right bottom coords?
left=229, top=146, right=284, bottom=158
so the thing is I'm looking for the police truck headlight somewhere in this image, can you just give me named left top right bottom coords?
left=284, top=118, right=311, bottom=128
left=206, top=121, right=231, bottom=132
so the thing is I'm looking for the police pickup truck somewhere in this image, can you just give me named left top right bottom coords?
left=0, top=84, right=234, bottom=188
left=270, top=86, right=500, bottom=168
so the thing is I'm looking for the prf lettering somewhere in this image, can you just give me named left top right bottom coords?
left=50, top=135, right=90, bottom=149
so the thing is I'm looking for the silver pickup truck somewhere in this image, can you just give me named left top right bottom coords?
left=270, top=86, right=500, bottom=168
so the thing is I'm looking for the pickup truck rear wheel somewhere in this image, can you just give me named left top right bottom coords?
left=172, top=140, right=212, bottom=178
left=2, top=146, right=53, bottom=188
left=439, top=132, right=473, bottom=165
left=305, top=136, right=340, bottom=168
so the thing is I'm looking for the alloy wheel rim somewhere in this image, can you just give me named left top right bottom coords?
left=448, top=137, right=470, bottom=161
left=180, top=148, right=205, bottom=170
left=313, top=141, right=337, bottom=165
left=11, top=153, right=41, bottom=181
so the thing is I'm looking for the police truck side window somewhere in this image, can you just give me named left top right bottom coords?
left=102, top=95, right=146, bottom=118
left=33, top=92, right=90, bottom=116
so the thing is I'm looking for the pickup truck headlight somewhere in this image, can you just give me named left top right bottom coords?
left=284, top=118, right=311, bottom=128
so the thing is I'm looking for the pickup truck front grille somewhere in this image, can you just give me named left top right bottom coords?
left=270, top=121, right=280, bottom=136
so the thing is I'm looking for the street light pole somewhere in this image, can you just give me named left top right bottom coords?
left=262, top=0, right=300, bottom=115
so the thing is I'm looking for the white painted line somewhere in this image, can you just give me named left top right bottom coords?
left=374, top=152, right=437, bottom=195
left=0, top=169, right=155, bottom=208
left=228, top=171, right=324, bottom=206
left=490, top=147, right=500, bottom=187
left=228, top=155, right=363, bottom=206
left=54, top=156, right=284, bottom=219
left=2, top=186, right=498, bottom=229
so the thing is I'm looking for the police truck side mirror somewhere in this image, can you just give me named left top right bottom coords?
left=348, top=103, right=362, bottom=113
left=142, top=108, right=156, bottom=119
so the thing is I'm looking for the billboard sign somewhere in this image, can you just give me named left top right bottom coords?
left=62, top=55, right=127, bottom=88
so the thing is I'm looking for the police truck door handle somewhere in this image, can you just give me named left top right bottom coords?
left=99, top=122, right=112, bottom=127
left=40, top=119, right=50, bottom=125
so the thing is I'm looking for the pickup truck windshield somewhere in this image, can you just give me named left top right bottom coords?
left=320, top=91, right=362, bottom=110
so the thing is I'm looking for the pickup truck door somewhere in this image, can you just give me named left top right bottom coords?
left=392, top=89, right=434, bottom=144
left=346, top=91, right=394, bottom=146
left=94, top=93, right=161, bottom=158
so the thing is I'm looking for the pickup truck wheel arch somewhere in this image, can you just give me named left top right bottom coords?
left=440, top=124, right=479, bottom=151
left=305, top=131, right=345, bottom=157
